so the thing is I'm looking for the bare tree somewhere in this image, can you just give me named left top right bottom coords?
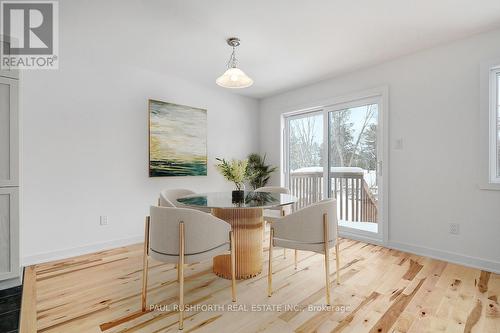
left=348, top=104, right=376, bottom=166
left=289, top=116, right=321, bottom=170
left=289, top=106, right=377, bottom=171
left=330, top=110, right=351, bottom=166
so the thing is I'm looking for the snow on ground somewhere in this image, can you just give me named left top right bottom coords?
left=338, top=220, right=378, bottom=233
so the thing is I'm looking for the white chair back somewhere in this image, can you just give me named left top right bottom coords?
left=159, top=189, right=195, bottom=207
left=149, top=206, right=230, bottom=263
left=255, top=186, right=291, bottom=214
left=273, top=199, right=337, bottom=246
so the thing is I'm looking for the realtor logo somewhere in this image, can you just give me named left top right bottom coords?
left=1, top=0, right=58, bottom=69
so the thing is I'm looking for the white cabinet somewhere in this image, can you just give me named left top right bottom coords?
left=0, top=38, right=19, bottom=79
left=0, top=39, right=20, bottom=283
left=0, top=76, right=18, bottom=187
left=0, top=188, right=19, bottom=280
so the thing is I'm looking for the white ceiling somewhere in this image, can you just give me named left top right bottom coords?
left=68, top=0, right=500, bottom=98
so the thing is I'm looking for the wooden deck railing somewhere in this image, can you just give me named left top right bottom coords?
left=289, top=171, right=323, bottom=209
left=289, top=170, right=378, bottom=222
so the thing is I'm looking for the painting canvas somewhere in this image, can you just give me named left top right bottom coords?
left=149, top=100, right=207, bottom=177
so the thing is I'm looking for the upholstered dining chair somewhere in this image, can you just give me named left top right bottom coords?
left=141, top=206, right=236, bottom=330
left=159, top=188, right=195, bottom=207
left=159, top=188, right=210, bottom=213
left=254, top=186, right=294, bottom=263
left=267, top=199, right=340, bottom=305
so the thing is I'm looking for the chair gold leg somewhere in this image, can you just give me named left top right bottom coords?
left=281, top=209, right=286, bottom=259
left=179, top=222, right=185, bottom=330
left=294, top=249, right=298, bottom=270
left=323, top=213, right=331, bottom=306
left=268, top=228, right=274, bottom=297
left=230, top=231, right=236, bottom=302
left=141, top=217, right=150, bottom=312
left=335, top=241, right=340, bottom=285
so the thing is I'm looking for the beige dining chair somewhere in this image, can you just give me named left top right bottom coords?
left=267, top=199, right=340, bottom=305
left=159, top=188, right=195, bottom=207
left=159, top=188, right=210, bottom=213
left=141, top=206, right=236, bottom=330
left=254, top=186, right=294, bottom=263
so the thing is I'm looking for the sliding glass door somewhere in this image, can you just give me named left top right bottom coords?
left=327, top=102, right=380, bottom=234
left=284, top=94, right=385, bottom=241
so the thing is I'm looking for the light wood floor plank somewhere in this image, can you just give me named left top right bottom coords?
left=19, top=236, right=500, bottom=333
left=20, top=266, right=37, bottom=333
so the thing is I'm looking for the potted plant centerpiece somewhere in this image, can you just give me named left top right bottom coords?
left=215, top=158, right=248, bottom=202
left=246, top=153, right=278, bottom=190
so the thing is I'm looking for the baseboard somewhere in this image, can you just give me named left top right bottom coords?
left=22, top=235, right=143, bottom=266
left=0, top=276, right=22, bottom=290
left=339, top=229, right=383, bottom=246
left=388, top=240, right=500, bottom=274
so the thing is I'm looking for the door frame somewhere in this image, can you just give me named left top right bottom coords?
left=281, top=86, right=389, bottom=245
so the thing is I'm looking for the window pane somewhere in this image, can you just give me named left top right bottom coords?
left=288, top=114, right=323, bottom=171
left=497, top=73, right=500, bottom=177
left=287, top=113, right=324, bottom=208
left=328, top=104, right=379, bottom=233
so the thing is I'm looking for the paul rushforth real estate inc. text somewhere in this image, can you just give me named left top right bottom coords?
left=149, top=303, right=352, bottom=313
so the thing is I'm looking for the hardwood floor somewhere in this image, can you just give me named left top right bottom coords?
left=23, top=235, right=499, bottom=333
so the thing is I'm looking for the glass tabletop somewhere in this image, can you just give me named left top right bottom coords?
left=176, top=191, right=297, bottom=209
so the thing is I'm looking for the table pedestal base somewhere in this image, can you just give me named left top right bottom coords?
left=212, top=208, right=263, bottom=280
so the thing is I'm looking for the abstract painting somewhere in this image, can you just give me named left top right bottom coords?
left=149, top=99, right=207, bottom=177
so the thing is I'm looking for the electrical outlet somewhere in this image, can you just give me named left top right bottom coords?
left=100, top=216, right=108, bottom=226
left=449, top=223, right=460, bottom=235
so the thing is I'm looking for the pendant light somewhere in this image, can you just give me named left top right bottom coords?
left=216, top=37, right=254, bottom=89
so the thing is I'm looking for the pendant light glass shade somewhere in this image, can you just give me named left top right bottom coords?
left=216, top=37, right=254, bottom=89
left=216, top=67, right=253, bottom=89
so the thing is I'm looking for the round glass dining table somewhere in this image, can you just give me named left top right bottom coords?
left=177, top=191, right=297, bottom=280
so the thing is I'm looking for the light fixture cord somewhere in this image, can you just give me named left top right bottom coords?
left=227, top=46, right=238, bottom=69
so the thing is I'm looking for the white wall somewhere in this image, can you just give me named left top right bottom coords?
left=19, top=1, right=500, bottom=273
left=259, top=28, right=500, bottom=272
left=20, top=8, right=259, bottom=263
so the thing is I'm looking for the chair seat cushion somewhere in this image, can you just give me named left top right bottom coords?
left=273, top=238, right=336, bottom=254
left=150, top=242, right=230, bottom=264
left=263, top=205, right=293, bottom=221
